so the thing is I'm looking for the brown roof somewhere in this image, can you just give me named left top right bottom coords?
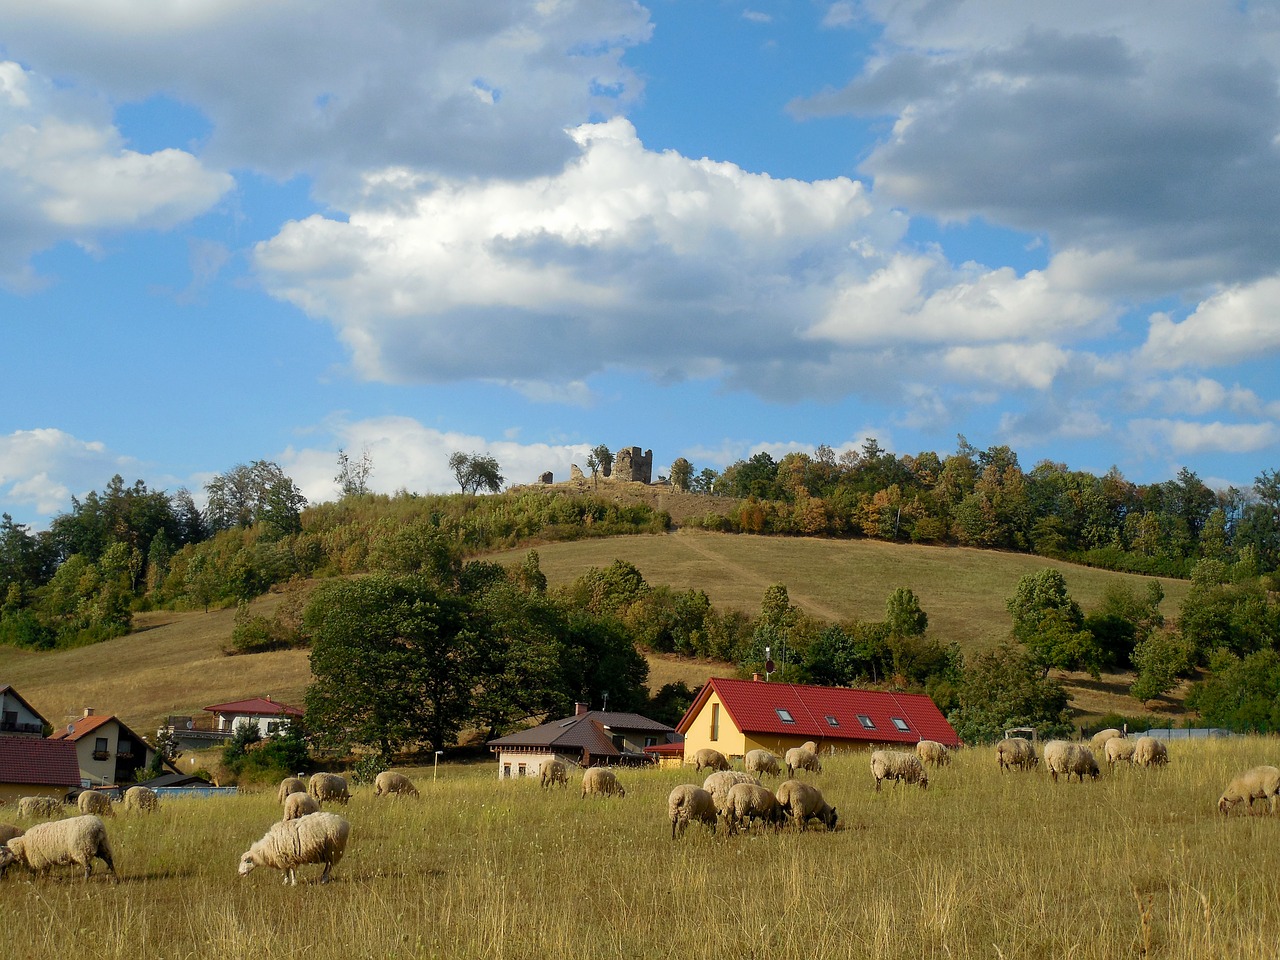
left=487, top=710, right=675, bottom=757
left=0, top=737, right=81, bottom=787
left=50, top=713, right=150, bottom=750
left=202, top=696, right=303, bottom=717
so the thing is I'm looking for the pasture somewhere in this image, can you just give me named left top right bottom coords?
left=5, top=736, right=1280, bottom=960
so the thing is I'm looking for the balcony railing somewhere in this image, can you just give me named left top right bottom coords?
left=0, top=720, right=43, bottom=734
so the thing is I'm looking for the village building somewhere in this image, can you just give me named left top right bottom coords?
left=160, top=695, right=303, bottom=751
left=676, top=676, right=960, bottom=761
left=0, top=736, right=81, bottom=804
left=0, top=683, right=49, bottom=737
left=487, top=702, right=679, bottom=780
left=49, top=709, right=157, bottom=789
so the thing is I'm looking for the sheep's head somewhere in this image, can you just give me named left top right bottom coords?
left=821, top=806, right=838, bottom=830
left=617, top=785, right=626, bottom=798
left=0, top=843, right=16, bottom=870
left=238, top=852, right=257, bottom=877
left=1217, top=795, right=1236, bottom=815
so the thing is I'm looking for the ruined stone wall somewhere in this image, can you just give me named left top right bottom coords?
left=614, top=446, right=653, bottom=484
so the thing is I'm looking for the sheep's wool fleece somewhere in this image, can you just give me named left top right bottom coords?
left=246, top=812, right=350, bottom=872
left=6, top=815, right=112, bottom=872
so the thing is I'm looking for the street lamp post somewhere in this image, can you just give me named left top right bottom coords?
left=434, top=750, right=443, bottom=782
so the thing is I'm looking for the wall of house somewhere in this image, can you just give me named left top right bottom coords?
left=0, top=692, right=44, bottom=735
left=495, top=749, right=563, bottom=781
left=221, top=714, right=295, bottom=737
left=0, top=784, right=70, bottom=804
left=680, top=693, right=748, bottom=760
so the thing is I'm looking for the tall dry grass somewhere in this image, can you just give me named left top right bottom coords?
left=4, top=735, right=1278, bottom=959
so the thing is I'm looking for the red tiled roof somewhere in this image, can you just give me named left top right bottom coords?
left=203, top=696, right=303, bottom=717
left=643, top=741, right=686, bottom=755
left=0, top=737, right=81, bottom=787
left=677, top=677, right=960, bottom=747
left=49, top=713, right=114, bottom=741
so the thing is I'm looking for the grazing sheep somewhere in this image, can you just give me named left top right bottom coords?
left=308, top=773, right=351, bottom=806
left=540, top=760, right=569, bottom=789
left=1104, top=737, right=1136, bottom=771
left=1090, top=728, right=1124, bottom=750
left=16, top=796, right=64, bottom=820
left=0, top=824, right=22, bottom=877
left=238, top=812, right=350, bottom=885
left=1043, top=741, right=1101, bottom=783
left=277, top=776, right=308, bottom=804
left=775, top=779, right=838, bottom=831
left=870, top=750, right=929, bottom=791
left=916, top=740, right=952, bottom=767
left=77, top=790, right=115, bottom=818
left=724, top=782, right=785, bottom=834
left=1132, top=736, right=1169, bottom=768
left=702, top=771, right=761, bottom=816
left=283, top=791, right=321, bottom=821
left=689, top=748, right=731, bottom=772
left=0, top=815, right=116, bottom=880
left=996, top=737, right=1038, bottom=772
left=744, top=749, right=781, bottom=778
left=667, top=785, right=718, bottom=839
left=581, top=767, right=626, bottom=799
left=801, top=741, right=819, bottom=754
left=124, top=785, right=160, bottom=813
left=784, top=747, right=822, bottom=778
left=1217, top=766, right=1280, bottom=815
left=374, top=771, right=419, bottom=798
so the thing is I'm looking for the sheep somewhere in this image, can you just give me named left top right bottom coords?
left=0, top=824, right=22, bottom=877
left=667, top=785, right=718, bottom=839
left=723, top=782, right=785, bottom=834
left=775, top=779, right=838, bottom=831
left=870, top=750, right=929, bottom=791
left=744, top=749, right=781, bottom=778
left=283, top=791, right=321, bottom=821
left=1217, top=766, right=1280, bottom=815
left=16, top=796, right=64, bottom=820
left=277, top=776, right=308, bottom=804
left=916, top=740, right=952, bottom=767
left=996, top=737, right=1038, bottom=772
left=1090, top=728, right=1124, bottom=750
left=124, top=785, right=160, bottom=813
left=784, top=747, right=822, bottom=778
left=689, top=748, right=730, bottom=772
left=540, top=760, right=569, bottom=789
left=238, top=812, right=350, bottom=885
left=1132, top=736, right=1169, bottom=768
left=801, top=741, right=819, bottom=754
left=1104, top=737, right=1136, bottom=771
left=0, top=815, right=116, bottom=881
left=308, top=773, right=351, bottom=805
left=374, top=770, right=420, bottom=798
left=702, top=771, right=760, bottom=816
left=581, top=767, right=626, bottom=799
left=77, top=790, right=115, bottom=818
left=1043, top=741, right=1100, bottom=783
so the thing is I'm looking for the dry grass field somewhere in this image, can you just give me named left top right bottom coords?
left=4, top=735, right=1280, bottom=960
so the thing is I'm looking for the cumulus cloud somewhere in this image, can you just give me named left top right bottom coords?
left=1129, top=419, right=1280, bottom=457
left=1129, top=376, right=1275, bottom=418
left=0, top=428, right=142, bottom=522
left=1140, top=277, right=1280, bottom=370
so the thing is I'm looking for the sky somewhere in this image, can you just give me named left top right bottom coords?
left=2, top=1, right=1280, bottom=529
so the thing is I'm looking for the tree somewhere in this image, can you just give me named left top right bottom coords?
left=1186, top=649, right=1280, bottom=732
left=1129, top=631, right=1191, bottom=705
left=335, top=447, right=373, bottom=497
left=948, top=642, right=1073, bottom=744
left=1007, top=569, right=1102, bottom=676
left=591, top=444, right=614, bottom=479
left=885, top=587, right=928, bottom=639
left=205, top=461, right=306, bottom=539
left=585, top=451, right=601, bottom=489
left=669, top=457, right=693, bottom=492
left=449, top=452, right=505, bottom=495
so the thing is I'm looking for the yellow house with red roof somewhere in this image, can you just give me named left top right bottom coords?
left=49, top=709, right=156, bottom=788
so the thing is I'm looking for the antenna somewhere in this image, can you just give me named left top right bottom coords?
left=601, top=690, right=609, bottom=712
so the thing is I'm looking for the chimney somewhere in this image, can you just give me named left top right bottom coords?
left=575, top=702, right=588, bottom=716
left=752, top=673, right=762, bottom=682
left=83, top=707, right=96, bottom=717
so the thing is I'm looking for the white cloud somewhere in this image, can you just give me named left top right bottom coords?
left=1130, top=376, right=1268, bottom=417
left=1140, top=277, right=1280, bottom=370
left=941, top=342, right=1070, bottom=390
left=0, top=428, right=138, bottom=522
left=1128, top=418, right=1280, bottom=457
left=742, top=11, right=772, bottom=24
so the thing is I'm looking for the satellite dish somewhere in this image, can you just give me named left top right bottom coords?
left=185, top=720, right=194, bottom=730
left=764, top=659, right=776, bottom=674
left=68, top=724, right=75, bottom=734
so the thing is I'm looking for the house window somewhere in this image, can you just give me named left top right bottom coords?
left=266, top=721, right=281, bottom=734
left=644, top=736, right=658, bottom=748
left=518, top=763, right=527, bottom=777
left=825, top=715, right=840, bottom=727
left=892, top=717, right=910, bottom=732
left=502, top=763, right=512, bottom=779
left=711, top=703, right=720, bottom=741
left=857, top=715, right=876, bottom=729
left=776, top=708, right=795, bottom=723
left=117, top=738, right=134, bottom=760
left=93, top=737, right=110, bottom=761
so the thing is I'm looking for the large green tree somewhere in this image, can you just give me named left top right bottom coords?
left=205, top=461, right=306, bottom=539
left=948, top=642, right=1073, bottom=744
left=1007, top=568, right=1103, bottom=676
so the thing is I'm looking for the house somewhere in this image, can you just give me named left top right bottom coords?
left=0, top=684, right=49, bottom=737
left=676, top=676, right=960, bottom=760
left=0, top=736, right=81, bottom=804
left=160, top=695, right=303, bottom=751
left=49, top=709, right=157, bottom=789
left=487, top=702, right=679, bottom=780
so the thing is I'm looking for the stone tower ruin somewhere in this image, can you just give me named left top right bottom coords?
left=613, top=446, right=653, bottom=484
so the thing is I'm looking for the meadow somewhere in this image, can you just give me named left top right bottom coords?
left=6, top=735, right=1280, bottom=960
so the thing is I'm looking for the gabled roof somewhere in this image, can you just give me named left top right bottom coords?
left=135, top=772, right=213, bottom=790
left=487, top=710, right=675, bottom=756
left=0, top=684, right=50, bottom=727
left=0, top=736, right=81, bottom=787
left=202, top=696, right=303, bottom=717
left=677, top=677, right=960, bottom=747
left=50, top=713, right=150, bottom=748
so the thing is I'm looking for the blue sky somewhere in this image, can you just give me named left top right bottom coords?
left=2, top=1, right=1280, bottom=528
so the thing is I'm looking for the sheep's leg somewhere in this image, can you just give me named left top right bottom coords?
left=320, top=862, right=333, bottom=884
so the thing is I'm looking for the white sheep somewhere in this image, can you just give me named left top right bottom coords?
left=1104, top=737, right=1136, bottom=771
left=76, top=790, right=115, bottom=818
left=801, top=741, right=819, bottom=754
left=1043, top=741, right=1100, bottom=783
left=16, top=796, right=64, bottom=820
left=1132, top=736, right=1168, bottom=768
left=1218, top=765, right=1280, bottom=815
left=0, top=824, right=22, bottom=877
left=283, top=791, right=321, bottom=821
left=723, top=782, right=785, bottom=834
left=0, top=814, right=116, bottom=880
left=702, top=771, right=760, bottom=816
left=540, top=760, right=569, bottom=789
left=916, top=740, right=952, bottom=767
left=124, top=785, right=160, bottom=813
left=667, top=784, right=718, bottom=839
left=996, top=737, right=1038, bottom=772
left=308, top=772, right=351, bottom=805
left=870, top=750, right=929, bottom=791
left=374, top=771, right=419, bottom=798
left=277, top=776, right=308, bottom=804
left=744, top=749, right=781, bottom=778
left=784, top=747, right=822, bottom=778
left=581, top=767, right=626, bottom=798
left=775, top=779, right=838, bottom=831
left=1089, top=728, right=1124, bottom=750
left=238, top=812, right=350, bottom=885
left=689, top=748, right=730, bottom=772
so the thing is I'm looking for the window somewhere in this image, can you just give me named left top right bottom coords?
left=825, top=715, right=840, bottom=727
left=710, top=703, right=720, bottom=741
left=644, top=736, right=658, bottom=748
left=775, top=708, right=795, bottom=723
left=117, top=738, right=134, bottom=759
left=892, top=717, right=910, bottom=732
left=93, top=737, right=109, bottom=760
left=857, top=715, right=876, bottom=729
left=518, top=763, right=527, bottom=777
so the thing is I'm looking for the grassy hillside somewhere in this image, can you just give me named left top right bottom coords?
left=0, top=530, right=1192, bottom=734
